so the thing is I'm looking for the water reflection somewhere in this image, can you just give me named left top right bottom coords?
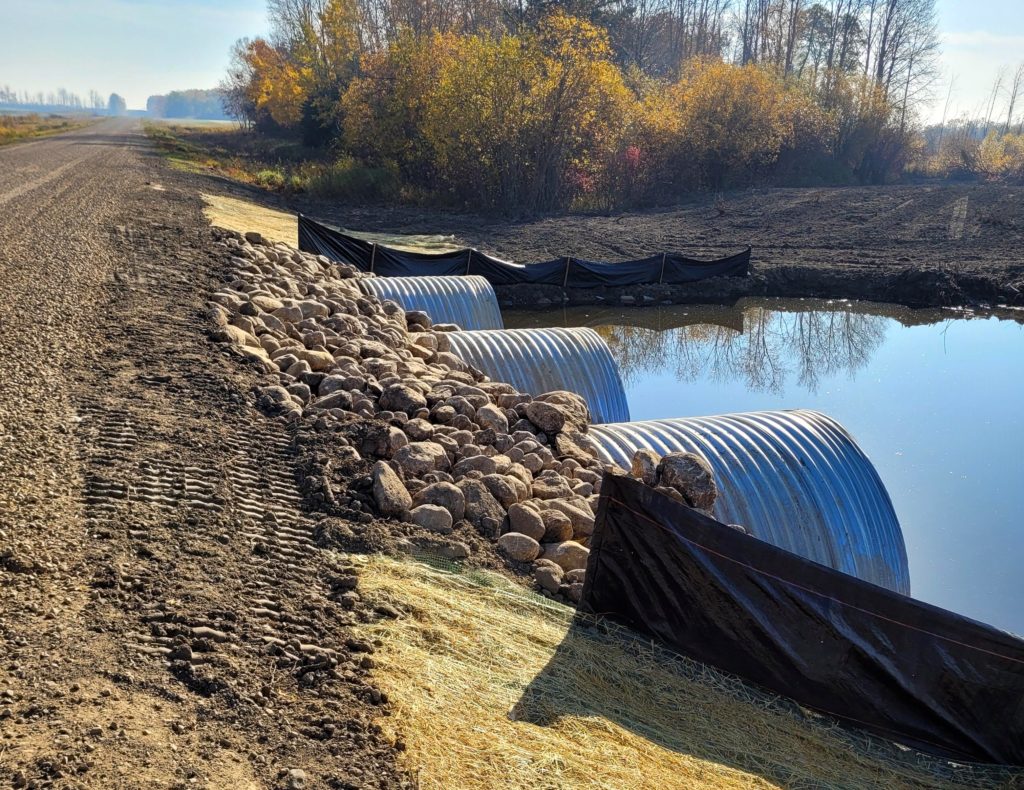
left=505, top=298, right=1024, bottom=634
left=505, top=299, right=994, bottom=394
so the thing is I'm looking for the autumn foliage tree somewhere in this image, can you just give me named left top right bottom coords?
left=221, top=1, right=932, bottom=210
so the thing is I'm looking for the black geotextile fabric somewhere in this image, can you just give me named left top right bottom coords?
left=580, top=474, right=1024, bottom=766
left=298, top=215, right=752, bottom=286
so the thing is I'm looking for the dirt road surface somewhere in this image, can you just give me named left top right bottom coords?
left=0, top=120, right=404, bottom=788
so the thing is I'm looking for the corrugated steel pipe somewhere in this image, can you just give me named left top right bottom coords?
left=589, top=409, right=910, bottom=594
left=446, top=327, right=630, bottom=425
left=358, top=275, right=503, bottom=331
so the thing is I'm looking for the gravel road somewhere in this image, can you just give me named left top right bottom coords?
left=0, top=120, right=404, bottom=788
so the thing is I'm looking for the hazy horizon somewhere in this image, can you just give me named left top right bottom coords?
left=1, top=0, right=1022, bottom=122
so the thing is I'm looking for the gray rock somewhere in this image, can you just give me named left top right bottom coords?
left=480, top=474, right=518, bottom=509
left=403, top=417, right=434, bottom=441
left=497, top=532, right=541, bottom=562
left=540, top=540, right=589, bottom=572
left=657, top=452, right=717, bottom=509
left=532, top=476, right=573, bottom=500
left=553, top=430, right=598, bottom=463
left=452, top=454, right=497, bottom=477
left=630, top=449, right=660, bottom=485
left=534, top=564, right=563, bottom=594
left=380, top=383, right=428, bottom=414
left=458, top=479, right=506, bottom=538
left=414, top=481, right=466, bottom=522
left=475, top=403, right=509, bottom=434
left=545, top=500, right=595, bottom=538
left=540, top=509, right=573, bottom=543
left=524, top=401, right=565, bottom=434
left=394, top=442, right=449, bottom=478
left=564, top=568, right=586, bottom=585
left=372, top=461, right=411, bottom=517
left=410, top=504, right=454, bottom=534
left=507, top=503, right=545, bottom=541
left=534, top=391, right=591, bottom=431
left=320, top=374, right=362, bottom=396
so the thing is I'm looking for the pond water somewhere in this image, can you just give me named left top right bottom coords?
left=505, top=299, right=1024, bottom=635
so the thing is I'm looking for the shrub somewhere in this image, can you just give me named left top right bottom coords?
left=304, top=155, right=400, bottom=201
left=254, top=168, right=286, bottom=189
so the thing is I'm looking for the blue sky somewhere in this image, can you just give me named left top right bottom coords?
left=0, top=0, right=268, bottom=109
left=0, top=0, right=1021, bottom=118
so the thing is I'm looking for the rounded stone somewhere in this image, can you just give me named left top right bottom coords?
left=497, top=532, right=541, bottom=562
left=410, top=504, right=454, bottom=534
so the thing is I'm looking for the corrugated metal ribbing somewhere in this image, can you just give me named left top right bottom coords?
left=589, top=410, right=910, bottom=594
left=358, top=275, right=503, bottom=331
left=446, top=328, right=630, bottom=425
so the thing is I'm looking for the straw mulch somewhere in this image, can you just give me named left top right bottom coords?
left=354, top=555, right=1019, bottom=790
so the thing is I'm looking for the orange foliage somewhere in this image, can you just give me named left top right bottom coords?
left=243, top=38, right=310, bottom=127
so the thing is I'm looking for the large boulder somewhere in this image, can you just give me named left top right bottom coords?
left=545, top=500, right=595, bottom=538
left=524, top=401, right=565, bottom=434
left=379, top=383, right=428, bottom=414
left=394, top=442, right=450, bottom=478
left=497, top=532, right=541, bottom=562
left=532, top=475, right=573, bottom=501
left=457, top=479, right=506, bottom=538
left=452, top=454, right=497, bottom=477
left=657, top=452, right=717, bottom=510
left=475, top=403, right=509, bottom=434
left=372, top=461, right=411, bottom=517
left=507, top=503, right=545, bottom=541
left=540, top=540, right=590, bottom=572
left=630, top=449, right=660, bottom=486
left=534, top=391, right=591, bottom=431
left=480, top=474, right=519, bottom=509
left=414, top=481, right=465, bottom=522
left=410, top=504, right=454, bottom=534
left=540, top=510, right=573, bottom=543
left=553, top=430, right=598, bottom=463
left=533, top=562, right=563, bottom=594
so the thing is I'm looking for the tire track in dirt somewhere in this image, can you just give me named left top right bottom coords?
left=0, top=120, right=405, bottom=788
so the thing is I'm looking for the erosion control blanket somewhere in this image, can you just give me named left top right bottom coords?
left=580, top=474, right=1024, bottom=766
left=298, top=215, right=751, bottom=287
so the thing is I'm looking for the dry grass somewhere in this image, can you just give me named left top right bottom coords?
left=200, top=192, right=462, bottom=253
left=0, top=113, right=94, bottom=147
left=202, top=193, right=299, bottom=246
left=354, top=555, right=1016, bottom=790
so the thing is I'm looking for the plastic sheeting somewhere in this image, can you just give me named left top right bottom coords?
left=358, top=275, right=503, bottom=331
left=588, top=410, right=909, bottom=594
left=581, top=474, right=1024, bottom=766
left=299, top=215, right=752, bottom=287
left=445, top=328, right=629, bottom=424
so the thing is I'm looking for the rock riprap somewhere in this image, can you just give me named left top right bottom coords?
left=209, top=232, right=620, bottom=604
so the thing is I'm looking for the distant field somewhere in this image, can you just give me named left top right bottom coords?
left=0, top=112, right=96, bottom=146
left=148, top=117, right=235, bottom=129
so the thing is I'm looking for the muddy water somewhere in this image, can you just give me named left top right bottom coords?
left=505, top=299, right=1024, bottom=635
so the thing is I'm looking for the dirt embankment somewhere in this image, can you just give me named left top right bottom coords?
left=287, top=182, right=1024, bottom=310
left=0, top=119, right=405, bottom=789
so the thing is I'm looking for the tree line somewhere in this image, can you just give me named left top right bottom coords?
left=147, top=89, right=230, bottom=120
left=220, top=0, right=947, bottom=210
left=919, top=64, right=1024, bottom=181
left=0, top=86, right=127, bottom=115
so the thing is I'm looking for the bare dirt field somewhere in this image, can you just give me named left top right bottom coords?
left=289, top=182, right=1024, bottom=308
left=149, top=123, right=1024, bottom=309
